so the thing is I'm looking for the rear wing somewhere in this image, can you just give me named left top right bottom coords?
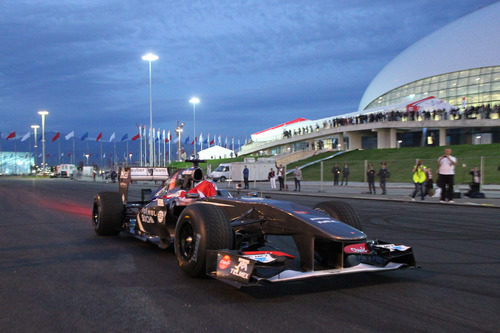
left=118, top=167, right=170, bottom=202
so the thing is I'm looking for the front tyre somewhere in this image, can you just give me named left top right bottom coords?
left=314, top=200, right=363, bottom=231
left=92, top=192, right=125, bottom=236
left=174, top=203, right=233, bottom=277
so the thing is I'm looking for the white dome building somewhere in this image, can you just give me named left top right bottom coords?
left=359, top=2, right=500, bottom=111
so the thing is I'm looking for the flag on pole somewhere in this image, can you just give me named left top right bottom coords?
left=218, top=135, right=222, bottom=146
left=21, top=132, right=31, bottom=142
left=224, top=136, right=228, bottom=148
left=184, top=136, right=190, bottom=144
left=65, top=131, right=75, bottom=140
left=131, top=133, right=140, bottom=141
left=51, top=132, right=60, bottom=142
left=109, top=132, right=116, bottom=142
left=6, top=131, right=16, bottom=140
left=165, top=130, right=170, bottom=143
left=121, top=133, right=128, bottom=141
left=209, top=137, right=215, bottom=145
left=80, top=132, right=89, bottom=141
left=96, top=132, right=102, bottom=142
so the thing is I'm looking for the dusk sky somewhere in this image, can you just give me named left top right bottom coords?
left=1, top=0, right=496, bottom=143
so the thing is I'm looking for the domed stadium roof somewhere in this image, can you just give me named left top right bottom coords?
left=359, top=2, right=500, bottom=111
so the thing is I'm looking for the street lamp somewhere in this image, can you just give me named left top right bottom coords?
left=176, top=122, right=184, bottom=161
left=189, top=97, right=200, bottom=157
left=38, top=110, right=49, bottom=173
left=31, top=125, right=40, bottom=148
left=142, top=52, right=159, bottom=166
left=85, top=153, right=90, bottom=165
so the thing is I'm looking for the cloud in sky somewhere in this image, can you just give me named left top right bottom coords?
left=0, top=0, right=495, bottom=139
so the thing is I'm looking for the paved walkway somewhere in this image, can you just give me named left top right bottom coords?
left=218, top=180, right=500, bottom=208
left=74, top=174, right=500, bottom=208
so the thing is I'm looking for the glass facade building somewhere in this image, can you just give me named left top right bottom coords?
left=364, top=66, right=500, bottom=111
left=0, top=152, right=34, bottom=175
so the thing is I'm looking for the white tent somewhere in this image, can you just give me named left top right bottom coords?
left=198, top=145, right=235, bottom=160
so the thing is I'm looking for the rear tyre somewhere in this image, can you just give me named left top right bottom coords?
left=314, top=200, right=362, bottom=231
left=174, top=203, right=233, bottom=277
left=92, top=192, right=125, bottom=236
left=220, top=176, right=226, bottom=182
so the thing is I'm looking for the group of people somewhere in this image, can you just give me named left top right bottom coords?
left=265, top=163, right=302, bottom=192
left=366, top=162, right=391, bottom=195
left=279, top=104, right=500, bottom=141
left=331, top=148, right=468, bottom=203
left=361, top=148, right=459, bottom=202
left=408, top=148, right=460, bottom=202
left=331, top=162, right=390, bottom=195
left=252, top=147, right=482, bottom=202
left=331, top=163, right=350, bottom=186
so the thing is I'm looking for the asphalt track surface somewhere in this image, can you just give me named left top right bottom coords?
left=0, top=178, right=498, bottom=332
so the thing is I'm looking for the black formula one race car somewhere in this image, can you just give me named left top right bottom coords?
left=92, top=162, right=416, bottom=288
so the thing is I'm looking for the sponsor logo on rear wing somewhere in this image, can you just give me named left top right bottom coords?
left=118, top=167, right=170, bottom=202
left=128, top=167, right=169, bottom=181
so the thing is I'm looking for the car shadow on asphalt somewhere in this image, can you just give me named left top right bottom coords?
left=241, top=268, right=433, bottom=299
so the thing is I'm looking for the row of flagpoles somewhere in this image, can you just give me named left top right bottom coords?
left=1, top=127, right=247, bottom=167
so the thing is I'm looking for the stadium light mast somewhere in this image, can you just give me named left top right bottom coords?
left=189, top=97, right=200, bottom=157
left=37, top=110, right=49, bottom=173
left=142, top=52, right=159, bottom=166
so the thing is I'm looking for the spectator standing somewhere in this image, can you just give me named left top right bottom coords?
left=377, top=162, right=390, bottom=195
left=411, top=160, right=427, bottom=201
left=425, top=167, right=434, bottom=196
left=243, top=165, right=249, bottom=189
left=437, top=148, right=457, bottom=203
left=468, top=167, right=481, bottom=195
left=341, top=163, right=350, bottom=186
left=367, top=163, right=376, bottom=194
left=331, top=163, right=340, bottom=186
left=293, top=166, right=302, bottom=192
left=268, top=168, right=276, bottom=189
left=276, top=163, right=285, bottom=191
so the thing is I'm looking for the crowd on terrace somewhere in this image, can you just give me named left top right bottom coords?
left=282, top=104, right=500, bottom=139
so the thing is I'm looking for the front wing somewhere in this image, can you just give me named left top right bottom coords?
left=206, top=241, right=416, bottom=288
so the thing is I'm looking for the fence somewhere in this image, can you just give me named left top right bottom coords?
left=302, top=156, right=500, bottom=186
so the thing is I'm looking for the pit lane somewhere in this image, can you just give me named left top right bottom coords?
left=0, top=178, right=498, bottom=332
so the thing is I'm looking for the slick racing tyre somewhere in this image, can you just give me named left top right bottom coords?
left=92, top=192, right=125, bottom=236
left=174, top=203, right=233, bottom=277
left=314, top=200, right=363, bottom=231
